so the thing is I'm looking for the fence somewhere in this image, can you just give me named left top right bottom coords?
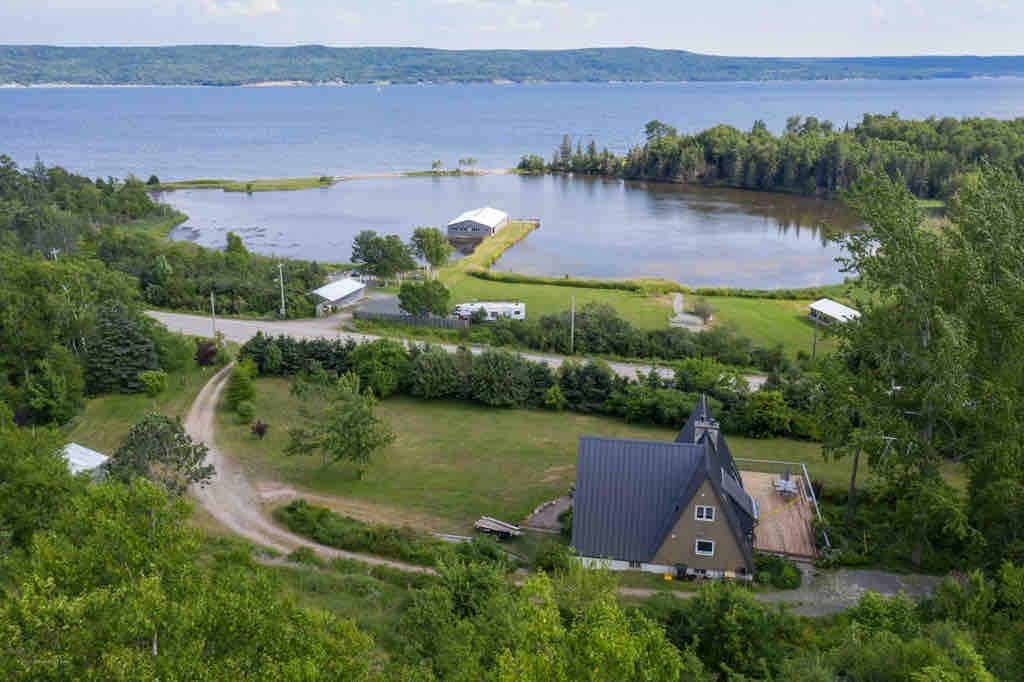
left=354, top=310, right=469, bottom=330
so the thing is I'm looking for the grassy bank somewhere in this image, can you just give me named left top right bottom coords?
left=707, top=296, right=839, bottom=357
left=217, top=378, right=836, bottom=530
left=123, top=209, right=188, bottom=237
left=157, top=176, right=335, bottom=192
left=63, top=360, right=216, bottom=453
left=444, top=220, right=541, bottom=276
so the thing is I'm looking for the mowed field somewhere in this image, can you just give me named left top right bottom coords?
left=448, top=276, right=676, bottom=331
left=63, top=360, right=216, bottom=454
left=216, top=378, right=846, bottom=531
left=706, top=296, right=839, bottom=358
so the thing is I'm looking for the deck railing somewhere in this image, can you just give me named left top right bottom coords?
left=734, top=457, right=830, bottom=549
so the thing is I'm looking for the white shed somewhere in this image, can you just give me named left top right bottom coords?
left=63, top=442, right=109, bottom=475
left=447, top=207, right=510, bottom=238
left=312, top=277, right=367, bottom=317
left=809, top=298, right=861, bottom=325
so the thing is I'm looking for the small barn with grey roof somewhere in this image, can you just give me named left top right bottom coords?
left=571, top=396, right=758, bottom=578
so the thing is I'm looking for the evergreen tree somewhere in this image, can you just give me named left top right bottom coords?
left=225, top=360, right=256, bottom=410
left=84, top=302, right=159, bottom=394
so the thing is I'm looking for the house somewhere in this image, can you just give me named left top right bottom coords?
left=571, top=396, right=758, bottom=578
left=446, top=207, right=510, bottom=238
left=311, top=277, right=366, bottom=317
left=63, top=442, right=109, bottom=476
left=809, top=298, right=860, bottom=325
left=453, top=301, right=525, bottom=321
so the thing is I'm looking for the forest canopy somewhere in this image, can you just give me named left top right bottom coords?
left=3, top=46, right=1024, bottom=85
left=528, top=114, right=1024, bottom=200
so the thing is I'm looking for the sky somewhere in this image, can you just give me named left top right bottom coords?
left=1, top=0, right=1022, bottom=56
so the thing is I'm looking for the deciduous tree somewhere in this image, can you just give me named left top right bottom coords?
left=285, top=372, right=395, bottom=477
left=107, top=413, right=214, bottom=495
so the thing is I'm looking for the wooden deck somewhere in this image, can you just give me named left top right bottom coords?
left=741, top=471, right=818, bottom=558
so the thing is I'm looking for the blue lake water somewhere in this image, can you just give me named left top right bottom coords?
left=161, top=175, right=856, bottom=288
left=3, top=79, right=1024, bottom=179
left=4, top=79, right=1024, bottom=286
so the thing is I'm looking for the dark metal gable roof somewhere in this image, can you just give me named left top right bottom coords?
left=571, top=437, right=706, bottom=563
left=573, top=394, right=757, bottom=571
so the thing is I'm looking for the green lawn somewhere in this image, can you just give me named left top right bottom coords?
left=446, top=276, right=675, bottom=331
left=706, top=296, right=838, bottom=358
left=217, top=378, right=841, bottom=531
left=62, top=361, right=217, bottom=454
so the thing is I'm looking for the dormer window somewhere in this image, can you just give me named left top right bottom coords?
left=695, top=505, right=715, bottom=522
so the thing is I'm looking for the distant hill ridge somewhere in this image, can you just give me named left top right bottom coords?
left=3, top=45, right=1024, bottom=86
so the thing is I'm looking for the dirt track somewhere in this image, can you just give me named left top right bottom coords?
left=184, top=363, right=434, bottom=574
left=184, top=368, right=938, bottom=613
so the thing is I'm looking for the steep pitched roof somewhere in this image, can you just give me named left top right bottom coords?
left=572, top=395, right=757, bottom=571
left=675, top=395, right=757, bottom=567
left=572, top=437, right=706, bottom=563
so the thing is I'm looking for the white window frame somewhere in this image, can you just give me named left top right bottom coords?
left=694, top=505, right=715, bottom=522
left=695, top=539, right=715, bottom=557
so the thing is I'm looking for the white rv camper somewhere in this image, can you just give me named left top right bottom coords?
left=454, top=301, right=526, bottom=322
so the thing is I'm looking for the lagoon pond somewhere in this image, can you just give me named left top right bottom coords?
left=5, top=79, right=1024, bottom=286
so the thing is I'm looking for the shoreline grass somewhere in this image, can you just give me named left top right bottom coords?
left=123, top=209, right=188, bottom=237
left=156, top=176, right=335, bottom=192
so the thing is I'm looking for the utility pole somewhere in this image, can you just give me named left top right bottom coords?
left=811, top=316, right=819, bottom=361
left=277, top=262, right=286, bottom=319
left=210, top=290, right=217, bottom=338
left=570, top=295, right=575, bottom=355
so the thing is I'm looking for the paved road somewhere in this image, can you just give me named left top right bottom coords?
left=148, top=310, right=767, bottom=388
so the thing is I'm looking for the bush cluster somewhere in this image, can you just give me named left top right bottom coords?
left=754, top=552, right=803, bottom=589
left=241, top=331, right=817, bottom=440
left=274, top=498, right=451, bottom=566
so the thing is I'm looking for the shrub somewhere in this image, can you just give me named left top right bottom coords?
left=274, top=499, right=451, bottom=566
left=544, top=383, right=567, bottom=411
left=469, top=349, right=532, bottom=407
left=195, top=338, right=219, bottom=366
left=534, top=541, right=574, bottom=574
left=693, top=298, right=714, bottom=324
left=235, top=400, right=255, bottom=423
left=409, top=345, right=459, bottom=399
left=138, top=369, right=168, bottom=397
left=251, top=419, right=269, bottom=439
left=347, top=339, right=411, bottom=398
left=754, top=553, right=802, bottom=589
left=226, top=360, right=256, bottom=409
left=288, top=546, right=325, bottom=566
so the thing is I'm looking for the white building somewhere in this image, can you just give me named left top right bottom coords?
left=447, top=207, right=510, bottom=238
left=809, top=298, right=861, bottom=325
left=454, top=301, right=525, bottom=321
left=311, top=277, right=367, bottom=317
left=63, top=442, right=109, bottom=475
